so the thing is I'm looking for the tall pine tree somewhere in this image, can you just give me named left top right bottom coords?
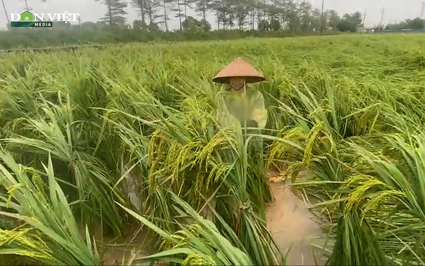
left=97, top=0, right=128, bottom=27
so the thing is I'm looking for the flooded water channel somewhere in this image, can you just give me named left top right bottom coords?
left=97, top=170, right=330, bottom=265
left=266, top=170, right=329, bottom=265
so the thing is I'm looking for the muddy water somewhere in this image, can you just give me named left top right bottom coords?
left=97, top=169, right=329, bottom=265
left=266, top=171, right=329, bottom=266
left=99, top=225, right=154, bottom=265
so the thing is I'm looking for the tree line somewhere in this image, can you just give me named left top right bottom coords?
left=384, top=17, right=425, bottom=31
left=1, top=0, right=424, bottom=49
left=94, top=0, right=363, bottom=33
left=92, top=0, right=424, bottom=32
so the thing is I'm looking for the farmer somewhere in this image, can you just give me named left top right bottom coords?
left=213, top=57, right=268, bottom=131
left=213, top=57, right=268, bottom=137
left=213, top=57, right=269, bottom=204
left=200, top=58, right=268, bottom=221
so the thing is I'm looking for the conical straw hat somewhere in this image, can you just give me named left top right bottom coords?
left=212, top=57, right=265, bottom=84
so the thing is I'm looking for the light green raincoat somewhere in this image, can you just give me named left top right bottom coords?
left=216, top=88, right=268, bottom=175
left=217, top=89, right=268, bottom=129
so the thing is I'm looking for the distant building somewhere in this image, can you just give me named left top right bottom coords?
left=358, top=26, right=375, bottom=33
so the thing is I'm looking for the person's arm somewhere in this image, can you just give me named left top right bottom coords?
left=249, top=91, right=268, bottom=129
left=217, top=92, right=228, bottom=113
left=216, top=92, right=239, bottom=128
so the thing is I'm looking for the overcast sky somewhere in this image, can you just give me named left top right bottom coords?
left=1, top=0, right=424, bottom=29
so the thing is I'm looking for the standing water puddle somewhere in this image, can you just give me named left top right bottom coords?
left=266, top=170, right=329, bottom=265
left=97, top=170, right=330, bottom=265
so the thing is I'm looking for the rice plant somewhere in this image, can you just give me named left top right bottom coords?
left=0, top=34, right=424, bottom=265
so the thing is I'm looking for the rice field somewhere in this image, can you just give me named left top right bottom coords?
left=0, top=34, right=425, bottom=265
